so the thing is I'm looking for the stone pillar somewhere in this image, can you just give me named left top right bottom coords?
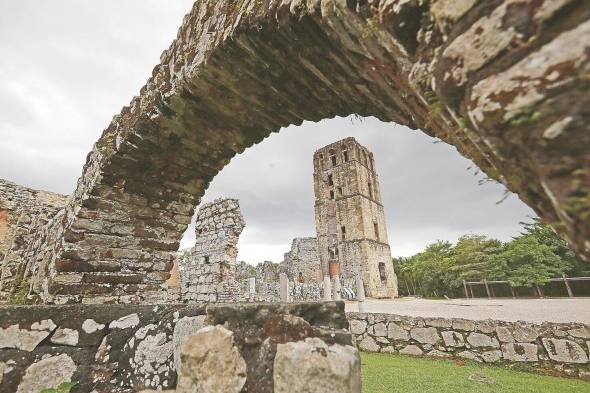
left=279, top=273, right=289, bottom=302
left=249, top=277, right=256, bottom=300
left=356, top=276, right=366, bottom=313
left=333, top=275, right=342, bottom=301
left=323, top=276, right=332, bottom=301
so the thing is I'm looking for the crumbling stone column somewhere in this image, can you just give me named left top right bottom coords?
left=179, top=198, right=245, bottom=302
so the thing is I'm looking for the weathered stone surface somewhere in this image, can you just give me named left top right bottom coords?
left=512, top=325, right=540, bottom=342
left=110, top=313, right=140, bottom=330
left=410, top=327, right=440, bottom=345
left=428, top=349, right=451, bottom=358
left=400, top=345, right=423, bottom=356
left=569, top=327, right=590, bottom=339
left=482, top=350, right=503, bottom=363
left=274, top=338, right=361, bottom=393
left=372, top=322, right=387, bottom=337
left=502, top=343, right=539, bottom=362
left=349, top=319, right=367, bottom=335
left=16, top=354, right=76, bottom=393
left=0, top=179, right=68, bottom=301
left=82, top=319, right=105, bottom=334
left=358, top=336, right=380, bottom=352
left=50, top=327, right=79, bottom=346
left=457, top=350, right=481, bottom=362
left=1, top=302, right=350, bottom=392
left=172, top=315, right=208, bottom=371
left=467, top=333, right=499, bottom=348
left=178, top=199, right=245, bottom=302
left=176, top=325, right=246, bottom=393
left=387, top=322, right=409, bottom=341
left=441, top=331, right=465, bottom=348
left=0, top=323, right=55, bottom=351
left=496, top=326, right=515, bottom=343
left=349, top=312, right=590, bottom=379
left=543, top=339, right=589, bottom=364
left=452, top=320, right=475, bottom=332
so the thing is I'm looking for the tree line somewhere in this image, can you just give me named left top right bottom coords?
left=392, top=221, right=588, bottom=298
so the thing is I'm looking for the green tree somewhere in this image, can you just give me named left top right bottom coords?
left=487, top=235, right=571, bottom=287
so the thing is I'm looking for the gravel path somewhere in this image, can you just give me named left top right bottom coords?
left=345, top=297, right=590, bottom=324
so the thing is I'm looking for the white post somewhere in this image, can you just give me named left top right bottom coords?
left=279, top=273, right=289, bottom=302
left=333, top=275, right=342, bottom=301
left=356, top=276, right=366, bottom=313
left=249, top=277, right=256, bottom=300
left=323, top=275, right=332, bottom=301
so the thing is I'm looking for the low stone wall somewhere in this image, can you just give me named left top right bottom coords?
left=0, top=302, right=355, bottom=393
left=348, top=312, right=590, bottom=380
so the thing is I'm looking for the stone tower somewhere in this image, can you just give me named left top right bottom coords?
left=313, top=137, right=398, bottom=298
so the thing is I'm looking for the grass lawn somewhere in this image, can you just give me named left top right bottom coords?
left=361, top=352, right=590, bottom=393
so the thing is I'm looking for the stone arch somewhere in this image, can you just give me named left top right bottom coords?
left=19, top=0, right=589, bottom=303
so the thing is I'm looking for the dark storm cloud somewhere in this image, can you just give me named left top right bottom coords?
left=0, top=1, right=536, bottom=264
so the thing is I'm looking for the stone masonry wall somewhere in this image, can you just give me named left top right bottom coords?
left=0, top=179, right=68, bottom=301
left=281, top=237, right=322, bottom=284
left=179, top=198, right=245, bottom=302
left=348, top=312, right=590, bottom=380
left=0, top=302, right=354, bottom=393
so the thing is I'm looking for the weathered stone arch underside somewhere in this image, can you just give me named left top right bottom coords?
left=20, top=0, right=589, bottom=303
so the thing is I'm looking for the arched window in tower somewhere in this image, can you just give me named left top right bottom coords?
left=341, top=225, right=346, bottom=240
left=298, top=272, right=304, bottom=283
left=342, top=148, right=349, bottom=162
left=327, top=174, right=333, bottom=186
left=329, top=149, right=337, bottom=167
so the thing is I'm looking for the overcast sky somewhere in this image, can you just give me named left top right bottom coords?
left=0, top=1, right=536, bottom=264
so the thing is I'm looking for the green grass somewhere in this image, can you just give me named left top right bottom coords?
left=361, top=352, right=590, bottom=393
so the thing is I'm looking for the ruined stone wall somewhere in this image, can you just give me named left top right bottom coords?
left=0, top=302, right=353, bottom=393
left=314, top=138, right=398, bottom=298
left=0, top=179, right=68, bottom=301
left=179, top=198, right=245, bottom=302
left=281, top=237, right=322, bottom=284
left=348, top=312, right=590, bottom=380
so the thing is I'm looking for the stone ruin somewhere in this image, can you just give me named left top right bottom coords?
left=179, top=198, right=245, bottom=302
left=177, top=198, right=326, bottom=303
left=0, top=180, right=68, bottom=301
left=0, top=0, right=588, bottom=390
left=0, top=0, right=585, bottom=304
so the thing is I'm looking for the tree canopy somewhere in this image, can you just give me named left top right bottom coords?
left=393, top=221, right=585, bottom=298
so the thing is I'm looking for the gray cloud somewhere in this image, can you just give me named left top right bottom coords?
left=0, top=1, right=535, bottom=264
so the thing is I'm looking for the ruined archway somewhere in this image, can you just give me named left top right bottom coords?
left=15, top=0, right=589, bottom=303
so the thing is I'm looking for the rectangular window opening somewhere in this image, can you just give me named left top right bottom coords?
left=378, top=262, right=387, bottom=282
left=373, top=222, right=379, bottom=240
left=328, top=174, right=333, bottom=186
left=337, top=187, right=343, bottom=196
left=329, top=190, right=335, bottom=200
left=343, top=150, right=349, bottom=162
left=341, top=226, right=346, bottom=240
